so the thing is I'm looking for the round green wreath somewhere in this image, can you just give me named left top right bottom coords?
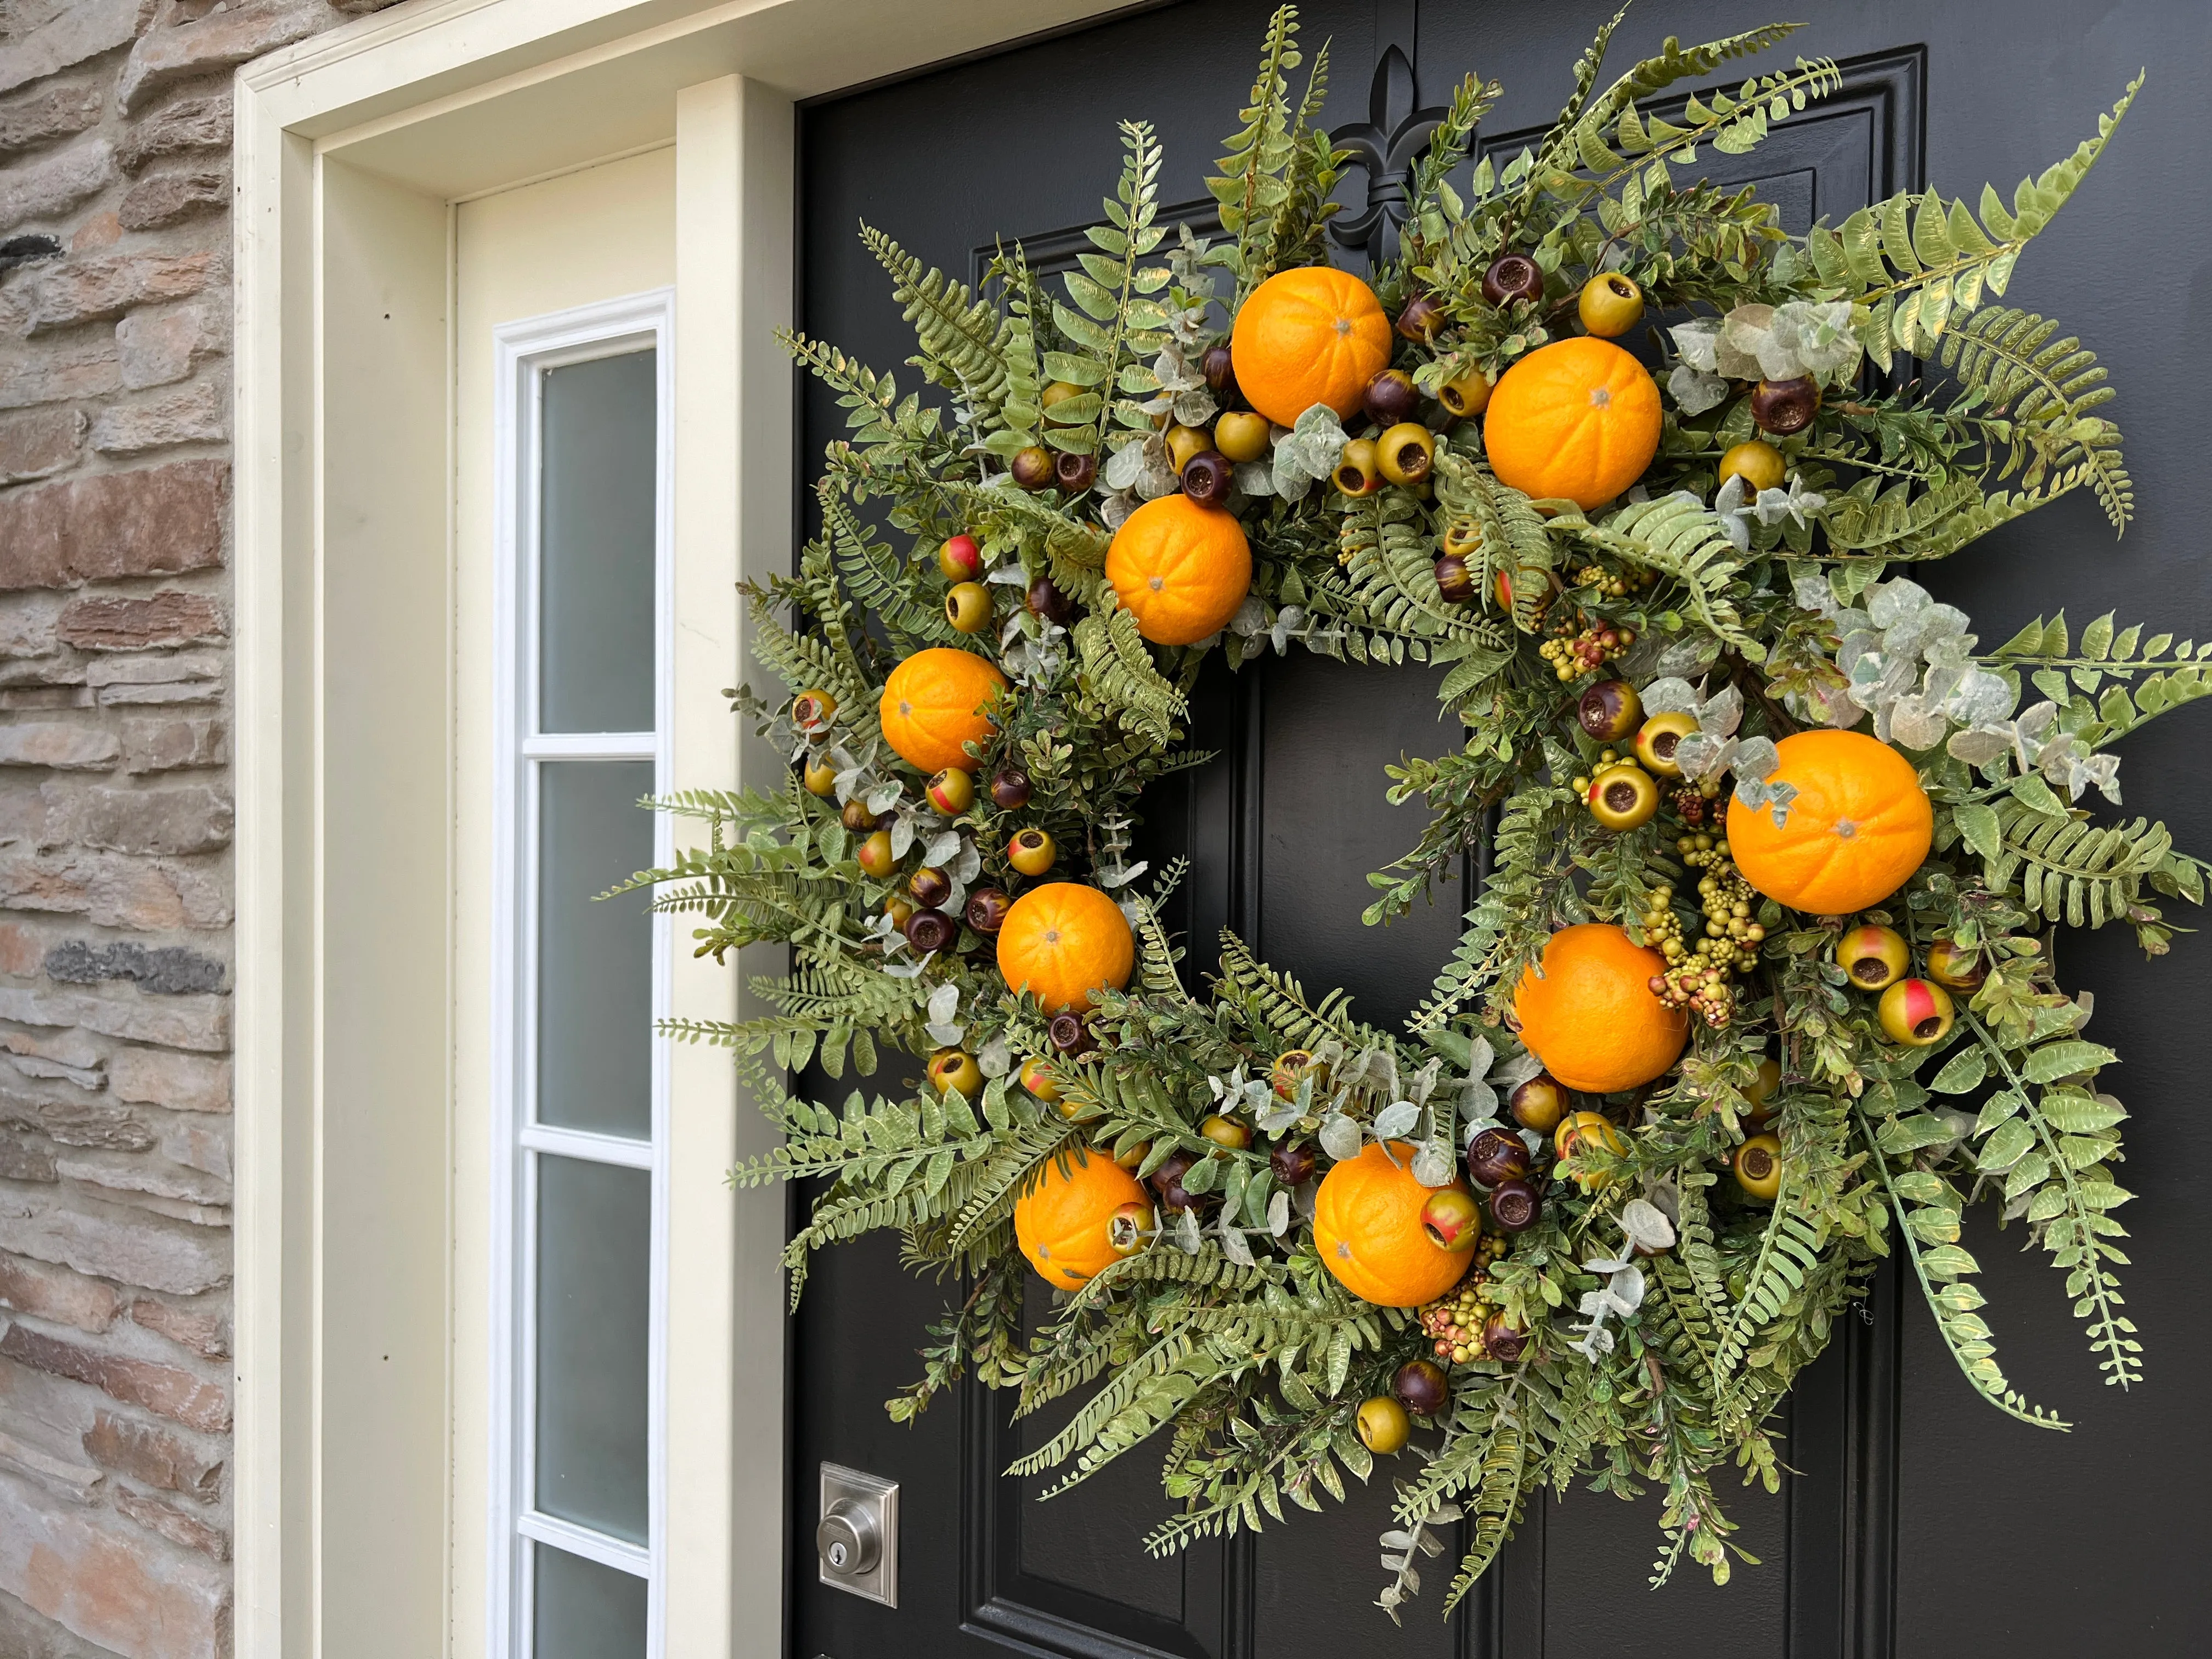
left=639, top=8, right=2187, bottom=1615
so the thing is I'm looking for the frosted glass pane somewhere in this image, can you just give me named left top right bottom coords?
left=535, top=1155, right=650, bottom=1543
left=540, top=350, right=656, bottom=733
left=537, top=761, right=653, bottom=1137
left=533, top=1543, right=645, bottom=1659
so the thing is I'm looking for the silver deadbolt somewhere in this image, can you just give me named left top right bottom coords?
left=817, top=1463, right=898, bottom=1607
left=817, top=1500, right=879, bottom=1575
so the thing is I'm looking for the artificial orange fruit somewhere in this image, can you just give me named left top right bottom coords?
left=1013, top=1148, right=1148, bottom=1286
left=1726, top=730, right=1933, bottom=915
left=877, top=647, right=1008, bottom=774
left=1482, top=337, right=1662, bottom=509
left=1228, top=266, right=1393, bottom=428
left=1105, top=494, right=1253, bottom=645
left=1513, top=923, right=1688, bottom=1094
left=1312, top=1141, right=1474, bottom=1308
left=996, top=882, right=1135, bottom=1013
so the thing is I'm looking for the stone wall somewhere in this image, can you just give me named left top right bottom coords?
left=0, top=4, right=398, bottom=1655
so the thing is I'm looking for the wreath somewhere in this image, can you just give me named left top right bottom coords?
left=640, top=8, right=2189, bottom=1616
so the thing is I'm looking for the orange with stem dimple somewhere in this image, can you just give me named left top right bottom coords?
left=1726, top=730, right=1933, bottom=915
left=1312, top=1142, right=1474, bottom=1308
left=1014, top=1148, right=1149, bottom=1286
left=1513, top=923, right=1687, bottom=1094
left=877, top=647, right=1008, bottom=774
left=1229, top=266, right=1394, bottom=427
left=1482, top=337, right=1662, bottom=509
left=1106, top=494, right=1253, bottom=645
left=996, top=883, right=1135, bottom=1013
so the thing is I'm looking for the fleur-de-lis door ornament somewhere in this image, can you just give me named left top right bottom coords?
left=1329, top=44, right=1448, bottom=266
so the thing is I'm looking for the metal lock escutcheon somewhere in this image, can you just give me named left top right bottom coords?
left=817, top=1463, right=898, bottom=1606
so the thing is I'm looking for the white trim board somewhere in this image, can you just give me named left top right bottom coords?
left=230, top=4, right=1135, bottom=1656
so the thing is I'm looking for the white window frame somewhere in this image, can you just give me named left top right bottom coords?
left=488, top=289, right=676, bottom=1659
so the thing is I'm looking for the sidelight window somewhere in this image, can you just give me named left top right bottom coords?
left=490, top=294, right=674, bottom=1658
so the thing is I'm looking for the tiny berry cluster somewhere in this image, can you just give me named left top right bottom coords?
left=1671, top=778, right=1724, bottom=827
left=1570, top=561, right=1656, bottom=600
left=1644, top=835, right=1765, bottom=1026
left=1418, top=1240, right=1506, bottom=1364
left=1539, top=618, right=1638, bottom=681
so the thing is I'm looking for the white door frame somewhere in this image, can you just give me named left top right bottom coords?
left=229, top=3, right=1136, bottom=1656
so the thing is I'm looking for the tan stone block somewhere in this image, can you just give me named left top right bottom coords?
left=117, top=715, right=226, bottom=773
left=21, top=250, right=216, bottom=334
left=0, top=596, right=61, bottom=659
left=156, top=1119, right=226, bottom=1183
left=0, top=460, right=225, bottom=591
left=56, top=1153, right=228, bottom=1211
left=0, top=1132, right=55, bottom=1181
left=0, top=921, right=47, bottom=977
left=0, top=338, right=120, bottom=413
left=0, top=82, right=104, bottom=161
left=0, top=407, right=83, bottom=485
left=0, top=0, right=157, bottom=100
left=119, top=0, right=324, bottom=112
left=106, top=1048, right=226, bottom=1115
left=117, top=167, right=227, bottom=233
left=0, top=1096, right=151, bottom=1155
left=0, top=1324, right=227, bottom=1432
left=0, top=1026, right=100, bottom=1071
left=0, top=140, right=112, bottom=236
left=112, top=1486, right=226, bottom=1560
left=114, top=303, right=222, bottom=392
left=55, top=590, right=224, bottom=652
left=0, top=724, right=117, bottom=770
left=82, top=1405, right=222, bottom=1495
left=0, top=1255, right=120, bottom=1335
left=88, top=380, right=224, bottom=455
left=0, top=851, right=230, bottom=931
left=0, top=1188, right=220, bottom=1297
left=124, top=1299, right=225, bottom=1363
left=116, top=92, right=230, bottom=173
left=0, top=1425, right=102, bottom=1500
left=0, top=985, right=228, bottom=1052
left=37, top=782, right=232, bottom=857
left=0, top=1466, right=231, bottom=1658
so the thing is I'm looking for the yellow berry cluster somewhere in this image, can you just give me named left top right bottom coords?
left=1570, top=562, right=1656, bottom=600
left=1538, top=618, right=1638, bottom=682
left=1642, top=835, right=1765, bottom=1027
left=1418, top=1238, right=1507, bottom=1364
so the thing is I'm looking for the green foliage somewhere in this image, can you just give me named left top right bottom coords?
left=633, top=5, right=2187, bottom=1622
left=1807, top=77, right=2142, bottom=368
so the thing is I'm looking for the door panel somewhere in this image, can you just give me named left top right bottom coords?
left=792, top=3, right=2212, bottom=1655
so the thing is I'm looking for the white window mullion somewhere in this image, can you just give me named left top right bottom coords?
left=490, top=289, right=674, bottom=1659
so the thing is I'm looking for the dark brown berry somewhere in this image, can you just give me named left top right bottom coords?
left=907, top=866, right=952, bottom=908
left=1481, top=1312, right=1528, bottom=1361
left=1364, top=369, right=1421, bottom=426
left=1466, top=1128, right=1532, bottom=1188
left=1481, top=252, right=1543, bottom=307
left=1150, top=1149, right=1202, bottom=1212
left=1054, top=450, right=1098, bottom=494
left=1182, top=449, right=1233, bottom=507
left=1201, top=344, right=1238, bottom=397
left=1026, top=575, right=1074, bottom=626
left=1392, top=1358, right=1450, bottom=1415
left=1750, top=376, right=1820, bottom=436
left=1048, top=1012, right=1094, bottom=1056
left=1011, top=445, right=1056, bottom=489
left=1487, top=1177, right=1542, bottom=1233
left=965, top=887, right=1011, bottom=934
left=904, top=908, right=956, bottom=954
left=1396, top=292, right=1446, bottom=342
left=840, top=798, right=877, bottom=833
left=990, top=766, right=1033, bottom=810
left=1269, top=1139, right=1316, bottom=1186
left=1434, top=555, right=1476, bottom=605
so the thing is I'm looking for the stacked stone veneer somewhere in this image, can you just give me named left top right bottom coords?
left=0, top=4, right=397, bottom=1656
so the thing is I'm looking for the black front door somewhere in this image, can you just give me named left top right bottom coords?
left=789, top=3, right=2212, bottom=1655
